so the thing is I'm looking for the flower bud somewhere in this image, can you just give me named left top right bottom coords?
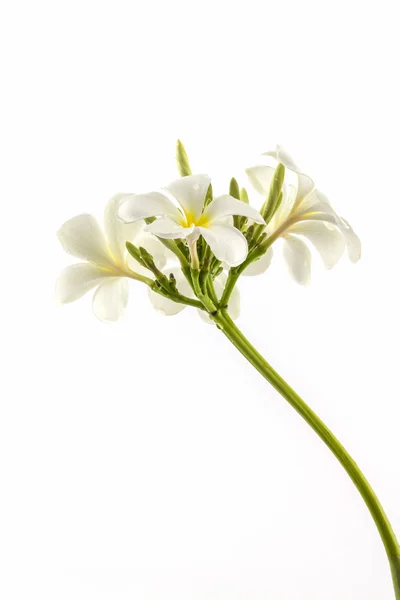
left=176, top=139, right=192, bottom=177
left=260, top=163, right=285, bottom=224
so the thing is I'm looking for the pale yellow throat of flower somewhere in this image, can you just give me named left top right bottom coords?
left=179, top=210, right=210, bottom=228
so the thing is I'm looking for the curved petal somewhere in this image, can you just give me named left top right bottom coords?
left=273, top=184, right=296, bottom=226
left=92, top=278, right=129, bottom=322
left=163, top=174, right=211, bottom=222
left=263, top=145, right=301, bottom=172
left=242, top=247, right=274, bottom=276
left=245, top=165, right=275, bottom=197
left=282, top=235, right=311, bottom=286
left=104, top=194, right=143, bottom=263
left=199, top=224, right=248, bottom=267
left=148, top=288, right=187, bottom=316
left=308, top=213, right=361, bottom=263
left=55, top=263, right=112, bottom=304
left=118, top=192, right=183, bottom=224
left=300, top=190, right=361, bottom=263
left=145, top=217, right=191, bottom=239
left=57, top=214, right=115, bottom=268
left=340, top=217, right=361, bottom=263
left=203, top=195, right=265, bottom=225
left=292, top=173, right=315, bottom=212
left=288, top=221, right=345, bottom=269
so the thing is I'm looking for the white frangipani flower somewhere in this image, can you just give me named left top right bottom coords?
left=56, top=195, right=168, bottom=322
left=118, top=174, right=265, bottom=267
left=246, top=146, right=361, bottom=285
left=148, top=267, right=240, bottom=322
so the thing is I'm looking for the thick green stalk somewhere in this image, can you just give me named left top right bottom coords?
left=212, top=308, right=400, bottom=599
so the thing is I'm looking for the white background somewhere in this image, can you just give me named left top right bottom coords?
left=1, top=1, right=400, bottom=598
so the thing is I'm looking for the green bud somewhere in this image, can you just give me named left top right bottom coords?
left=138, top=246, right=157, bottom=271
left=215, top=266, right=224, bottom=278
left=168, top=272, right=178, bottom=293
left=260, top=163, right=285, bottom=224
left=126, top=242, right=144, bottom=265
left=244, top=224, right=255, bottom=241
left=240, top=187, right=249, bottom=204
left=176, top=139, right=192, bottom=177
left=229, top=177, right=240, bottom=200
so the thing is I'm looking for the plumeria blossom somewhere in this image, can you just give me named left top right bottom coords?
left=117, top=174, right=265, bottom=267
left=245, top=146, right=361, bottom=285
left=56, top=195, right=169, bottom=322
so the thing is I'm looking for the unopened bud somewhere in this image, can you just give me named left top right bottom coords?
left=240, top=187, right=249, bottom=204
left=229, top=177, right=240, bottom=200
left=176, top=139, right=192, bottom=177
left=260, top=163, right=285, bottom=224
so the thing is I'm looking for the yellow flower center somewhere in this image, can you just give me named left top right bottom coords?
left=179, top=210, right=210, bottom=228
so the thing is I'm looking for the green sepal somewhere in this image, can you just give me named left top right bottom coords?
left=176, top=139, right=192, bottom=177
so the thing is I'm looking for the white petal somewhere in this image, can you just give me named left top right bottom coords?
left=55, top=263, right=113, bottom=304
left=92, top=278, right=129, bottom=322
left=242, top=247, right=274, bottom=276
left=104, top=194, right=143, bottom=263
left=145, top=217, right=191, bottom=239
left=340, top=217, right=361, bottom=263
left=245, top=166, right=275, bottom=197
left=292, top=173, right=315, bottom=212
left=203, top=195, right=265, bottom=224
left=263, top=145, right=301, bottom=172
left=148, top=288, right=187, bottom=316
left=57, top=214, right=114, bottom=268
left=163, top=174, right=211, bottom=222
left=199, top=224, right=248, bottom=267
left=300, top=190, right=361, bottom=263
left=273, top=184, right=296, bottom=226
left=288, top=221, right=345, bottom=269
left=118, top=192, right=182, bottom=223
left=282, top=235, right=312, bottom=286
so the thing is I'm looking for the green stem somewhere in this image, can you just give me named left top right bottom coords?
left=191, top=269, right=217, bottom=312
left=151, top=285, right=205, bottom=311
left=213, top=308, right=400, bottom=599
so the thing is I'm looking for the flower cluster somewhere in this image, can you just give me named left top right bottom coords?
left=56, top=142, right=360, bottom=321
